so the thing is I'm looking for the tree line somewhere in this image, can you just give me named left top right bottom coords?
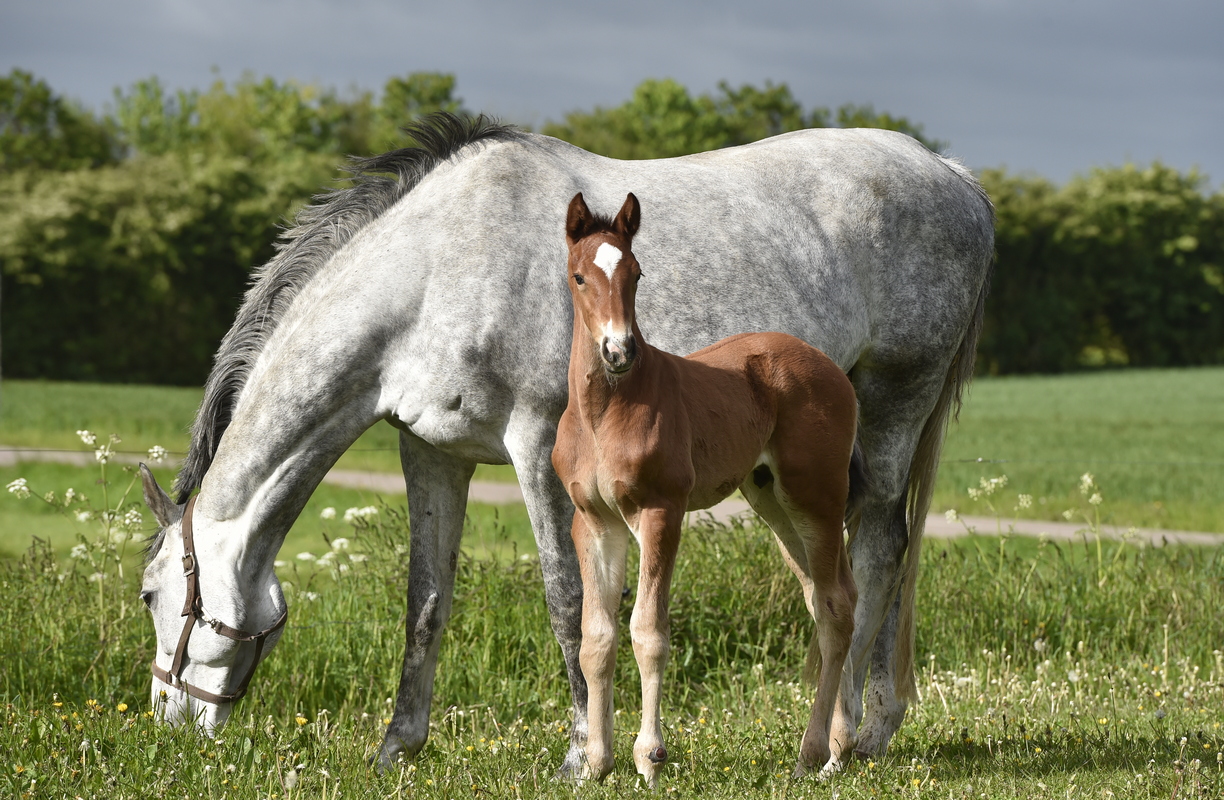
left=2, top=69, right=1220, bottom=384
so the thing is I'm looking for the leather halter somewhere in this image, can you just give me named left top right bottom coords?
left=151, top=495, right=288, bottom=705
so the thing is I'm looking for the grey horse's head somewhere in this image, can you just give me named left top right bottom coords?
left=139, top=465, right=287, bottom=732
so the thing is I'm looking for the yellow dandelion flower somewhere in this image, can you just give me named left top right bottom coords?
left=117, top=703, right=129, bottom=713
left=295, top=715, right=308, bottom=726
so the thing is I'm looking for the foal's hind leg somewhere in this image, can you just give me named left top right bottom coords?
left=743, top=477, right=858, bottom=776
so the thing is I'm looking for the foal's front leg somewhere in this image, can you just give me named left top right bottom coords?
left=574, top=512, right=629, bottom=781
left=630, top=505, right=683, bottom=789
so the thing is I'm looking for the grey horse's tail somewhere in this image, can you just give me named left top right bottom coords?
left=893, top=245, right=994, bottom=703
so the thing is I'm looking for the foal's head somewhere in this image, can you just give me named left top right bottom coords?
left=565, top=192, right=642, bottom=375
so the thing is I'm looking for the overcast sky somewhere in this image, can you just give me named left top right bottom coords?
left=4, top=0, right=1221, bottom=185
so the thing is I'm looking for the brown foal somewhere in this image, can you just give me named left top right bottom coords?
left=552, top=192, right=862, bottom=786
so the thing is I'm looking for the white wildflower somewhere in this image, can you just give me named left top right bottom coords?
left=76, top=430, right=97, bottom=447
left=1088, top=493, right=1102, bottom=506
left=317, top=551, right=335, bottom=566
left=65, top=488, right=77, bottom=503
left=348, top=553, right=369, bottom=563
left=87, top=572, right=105, bottom=583
left=1018, top=493, right=1033, bottom=509
left=1062, top=510, right=1075, bottom=521
left=330, top=537, right=350, bottom=552
left=1067, top=670, right=1080, bottom=683
left=74, top=509, right=92, bottom=523
left=967, top=487, right=983, bottom=500
left=301, top=592, right=320, bottom=602
left=123, top=508, right=143, bottom=528
left=1079, top=472, right=1095, bottom=496
left=284, top=770, right=299, bottom=790
left=319, top=506, right=336, bottom=520
left=945, top=509, right=959, bottom=523
left=274, top=560, right=287, bottom=569
left=70, top=543, right=89, bottom=559
left=147, top=445, right=168, bottom=463
left=6, top=478, right=31, bottom=499
left=343, top=506, right=379, bottom=524
left=296, top=552, right=316, bottom=562
left=1033, top=638, right=1047, bottom=653
left=108, top=433, right=121, bottom=445
left=44, top=490, right=57, bottom=503
left=94, top=447, right=111, bottom=464
left=337, top=564, right=350, bottom=574
left=109, top=530, right=128, bottom=544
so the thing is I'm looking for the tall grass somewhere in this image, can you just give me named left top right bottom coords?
left=2, top=479, right=1221, bottom=797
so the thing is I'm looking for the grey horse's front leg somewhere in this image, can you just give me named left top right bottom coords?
left=506, top=418, right=589, bottom=778
left=375, top=431, right=475, bottom=771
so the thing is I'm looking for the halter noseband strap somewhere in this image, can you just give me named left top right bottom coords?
left=151, top=494, right=288, bottom=705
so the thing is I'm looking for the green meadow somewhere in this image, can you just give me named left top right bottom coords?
left=0, top=371, right=1222, bottom=797
left=0, top=500, right=1220, bottom=798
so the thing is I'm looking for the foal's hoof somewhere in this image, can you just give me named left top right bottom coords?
left=647, top=746, right=667, bottom=764
left=792, top=757, right=843, bottom=781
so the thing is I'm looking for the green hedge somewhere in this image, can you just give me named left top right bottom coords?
left=0, top=152, right=334, bottom=384
left=980, top=165, right=1224, bottom=373
left=2, top=69, right=1222, bottom=383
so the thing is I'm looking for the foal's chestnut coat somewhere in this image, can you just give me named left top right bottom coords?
left=552, top=193, right=862, bottom=785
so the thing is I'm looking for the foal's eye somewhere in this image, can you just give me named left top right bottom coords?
left=573, top=274, right=585, bottom=285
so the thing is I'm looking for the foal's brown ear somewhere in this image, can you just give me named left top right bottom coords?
left=613, top=192, right=640, bottom=241
left=566, top=192, right=595, bottom=245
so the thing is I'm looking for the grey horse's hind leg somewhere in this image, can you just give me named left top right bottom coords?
left=376, top=431, right=476, bottom=771
left=844, top=368, right=946, bottom=758
left=857, top=584, right=909, bottom=757
left=506, top=419, right=589, bottom=778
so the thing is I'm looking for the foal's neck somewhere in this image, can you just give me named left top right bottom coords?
left=568, top=313, right=652, bottom=423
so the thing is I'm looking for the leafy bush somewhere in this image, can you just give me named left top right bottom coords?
left=978, top=165, right=1224, bottom=373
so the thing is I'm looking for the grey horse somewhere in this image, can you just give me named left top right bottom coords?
left=137, top=113, right=993, bottom=775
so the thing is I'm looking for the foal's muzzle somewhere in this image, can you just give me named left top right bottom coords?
left=601, top=334, right=637, bottom=373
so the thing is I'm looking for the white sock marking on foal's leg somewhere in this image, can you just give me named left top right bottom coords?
left=593, top=243, right=622, bottom=280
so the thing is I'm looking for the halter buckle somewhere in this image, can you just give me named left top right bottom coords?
left=182, top=552, right=196, bottom=577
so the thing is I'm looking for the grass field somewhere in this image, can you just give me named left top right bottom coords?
left=1, top=501, right=1221, bottom=798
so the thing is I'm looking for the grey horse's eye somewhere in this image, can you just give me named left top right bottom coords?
left=140, top=591, right=154, bottom=608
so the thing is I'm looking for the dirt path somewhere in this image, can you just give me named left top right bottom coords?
left=6, top=448, right=1220, bottom=547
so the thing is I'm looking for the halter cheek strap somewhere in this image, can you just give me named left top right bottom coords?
left=151, top=494, right=288, bottom=705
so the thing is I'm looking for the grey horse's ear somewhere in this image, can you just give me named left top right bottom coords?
left=613, top=192, right=640, bottom=241
left=140, top=463, right=181, bottom=529
left=566, top=192, right=595, bottom=245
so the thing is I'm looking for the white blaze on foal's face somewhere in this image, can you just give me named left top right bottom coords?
left=593, top=242, right=622, bottom=280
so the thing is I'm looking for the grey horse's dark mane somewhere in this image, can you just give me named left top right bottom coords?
left=172, top=112, right=519, bottom=507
